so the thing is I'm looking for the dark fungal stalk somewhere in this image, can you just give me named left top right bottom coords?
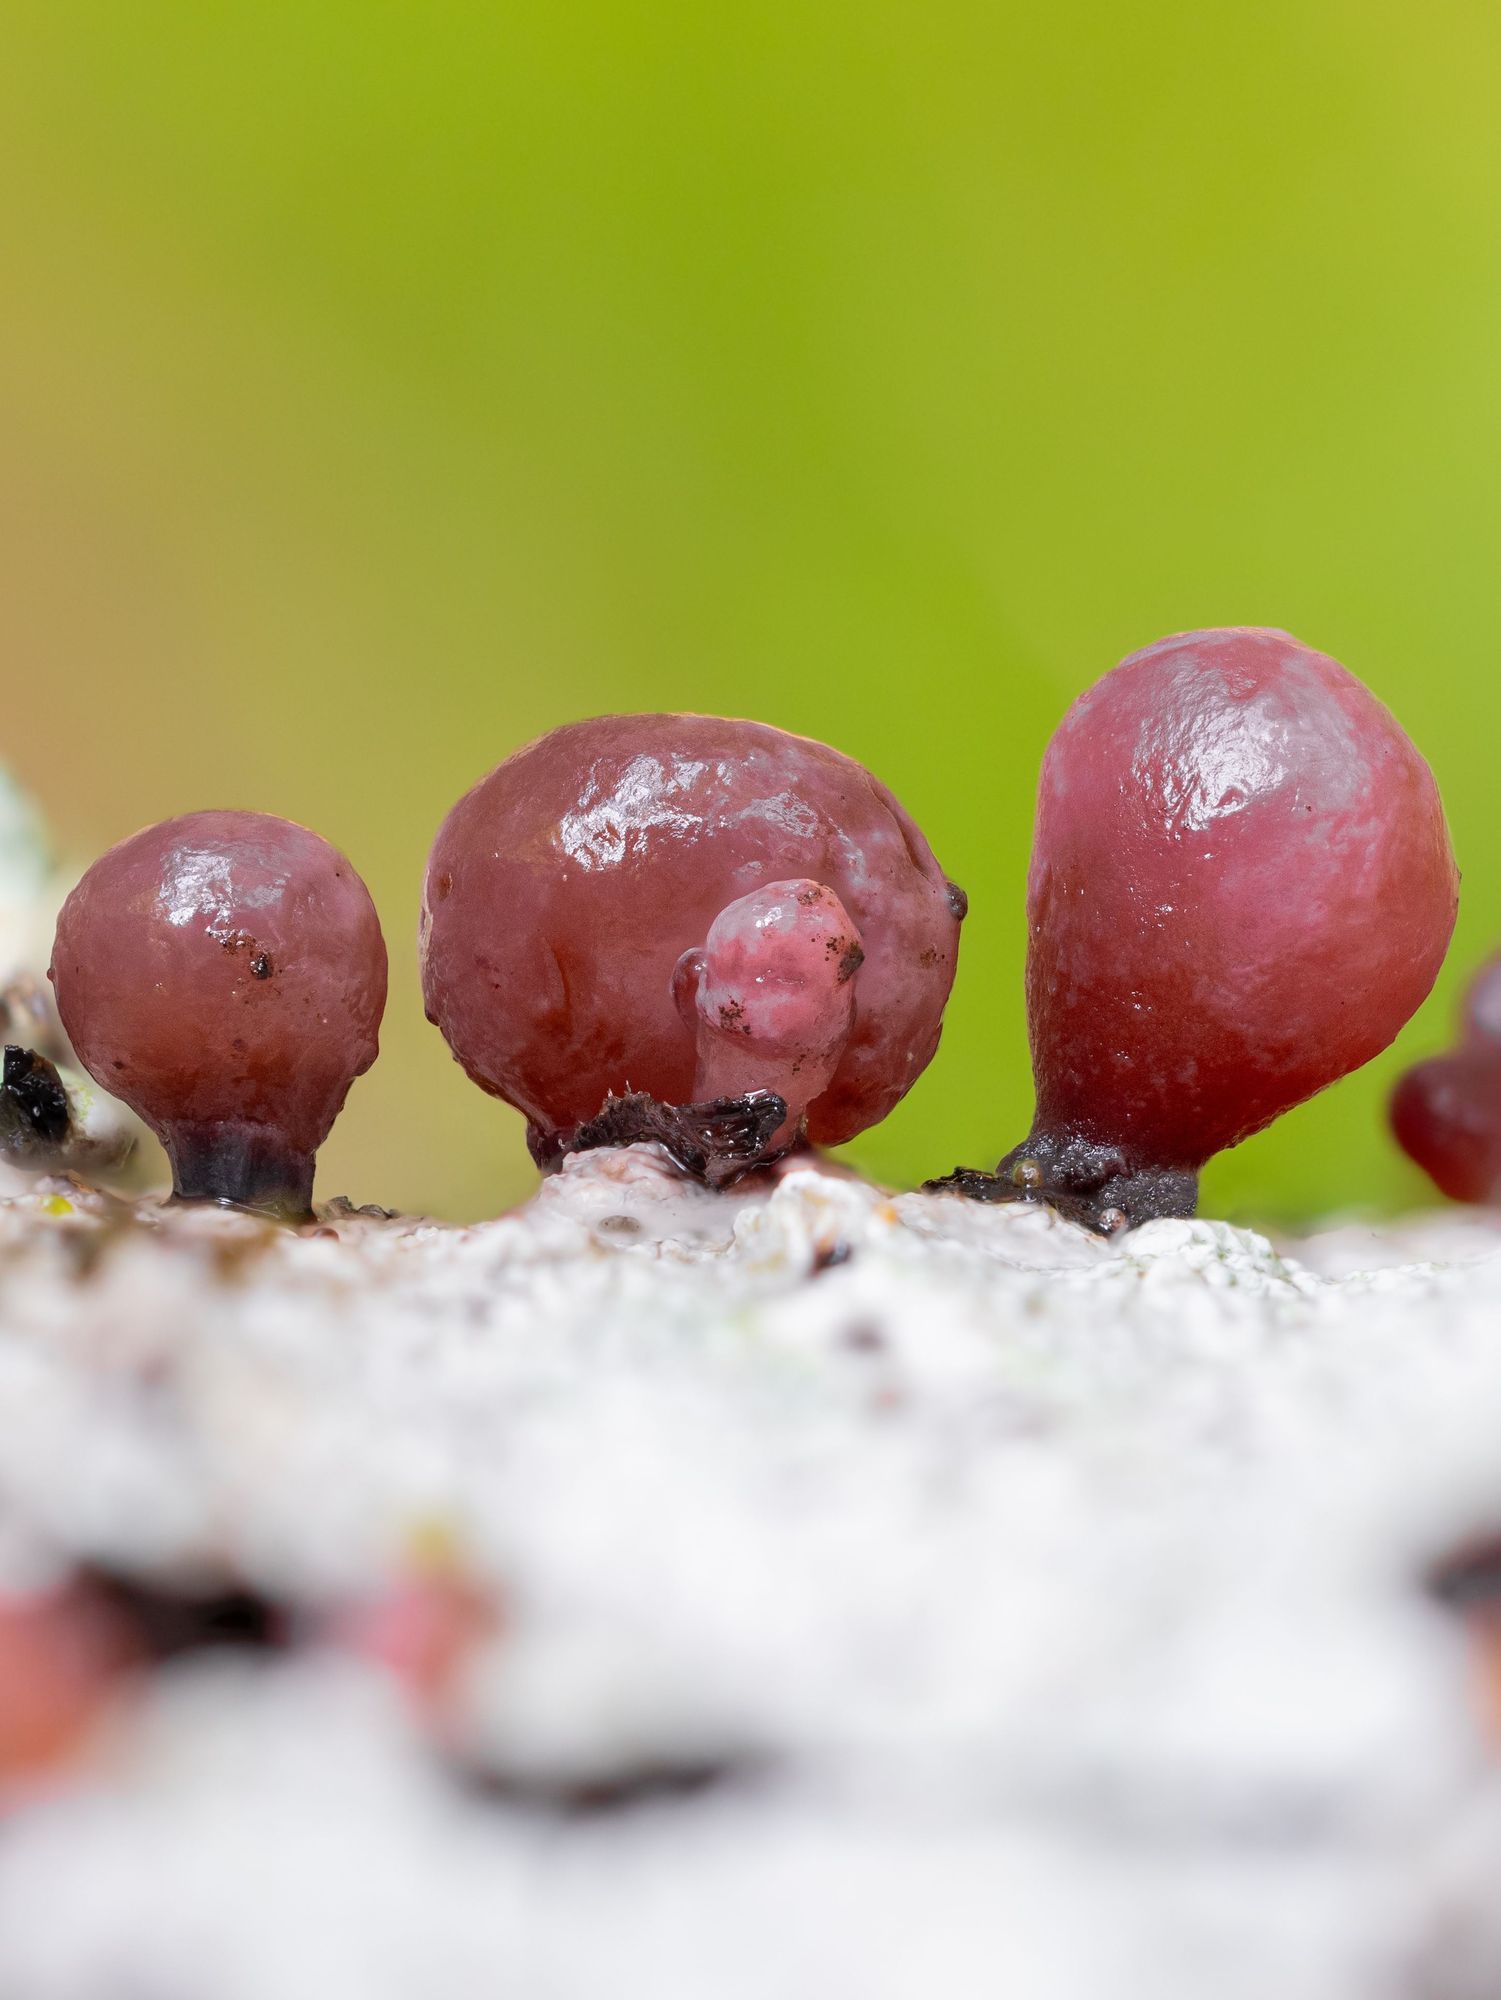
left=164, top=1119, right=319, bottom=1225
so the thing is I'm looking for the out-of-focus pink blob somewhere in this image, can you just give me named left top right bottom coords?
left=0, top=1584, right=139, bottom=1791
left=336, top=1574, right=497, bottom=1719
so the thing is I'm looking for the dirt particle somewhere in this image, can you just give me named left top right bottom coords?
left=841, top=1318, right=884, bottom=1351
left=596, top=1213, right=642, bottom=1237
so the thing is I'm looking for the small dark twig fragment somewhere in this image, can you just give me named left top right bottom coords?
left=0, top=1044, right=72, bottom=1161
left=532, top=1089, right=789, bottom=1188
left=80, top=1565, right=289, bottom=1663
left=922, top=1163, right=1107, bottom=1233
left=457, top=1751, right=760, bottom=1817
left=1428, top=1535, right=1501, bottom=1614
left=924, top=1136, right=1196, bottom=1237
left=923, top=1164, right=1013, bottom=1203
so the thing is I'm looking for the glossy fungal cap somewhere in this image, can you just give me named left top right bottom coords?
left=420, top=714, right=962, bottom=1146
left=50, top=811, right=387, bottom=1209
left=677, top=879, right=863, bottom=1149
left=1027, top=627, right=1458, bottom=1171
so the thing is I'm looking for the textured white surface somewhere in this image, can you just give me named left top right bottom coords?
left=0, top=1150, right=1497, bottom=1998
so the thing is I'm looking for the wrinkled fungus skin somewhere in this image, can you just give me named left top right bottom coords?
left=51, top=812, right=387, bottom=1218
left=972, top=628, right=1457, bottom=1231
left=421, top=716, right=962, bottom=1170
left=1391, top=955, right=1501, bottom=1203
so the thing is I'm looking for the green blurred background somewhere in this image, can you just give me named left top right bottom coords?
left=1, top=1, right=1492, bottom=1221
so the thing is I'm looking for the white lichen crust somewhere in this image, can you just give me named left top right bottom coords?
left=0, top=1151, right=1498, bottom=1997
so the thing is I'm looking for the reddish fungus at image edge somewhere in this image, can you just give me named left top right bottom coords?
left=1392, top=953, right=1501, bottom=1204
